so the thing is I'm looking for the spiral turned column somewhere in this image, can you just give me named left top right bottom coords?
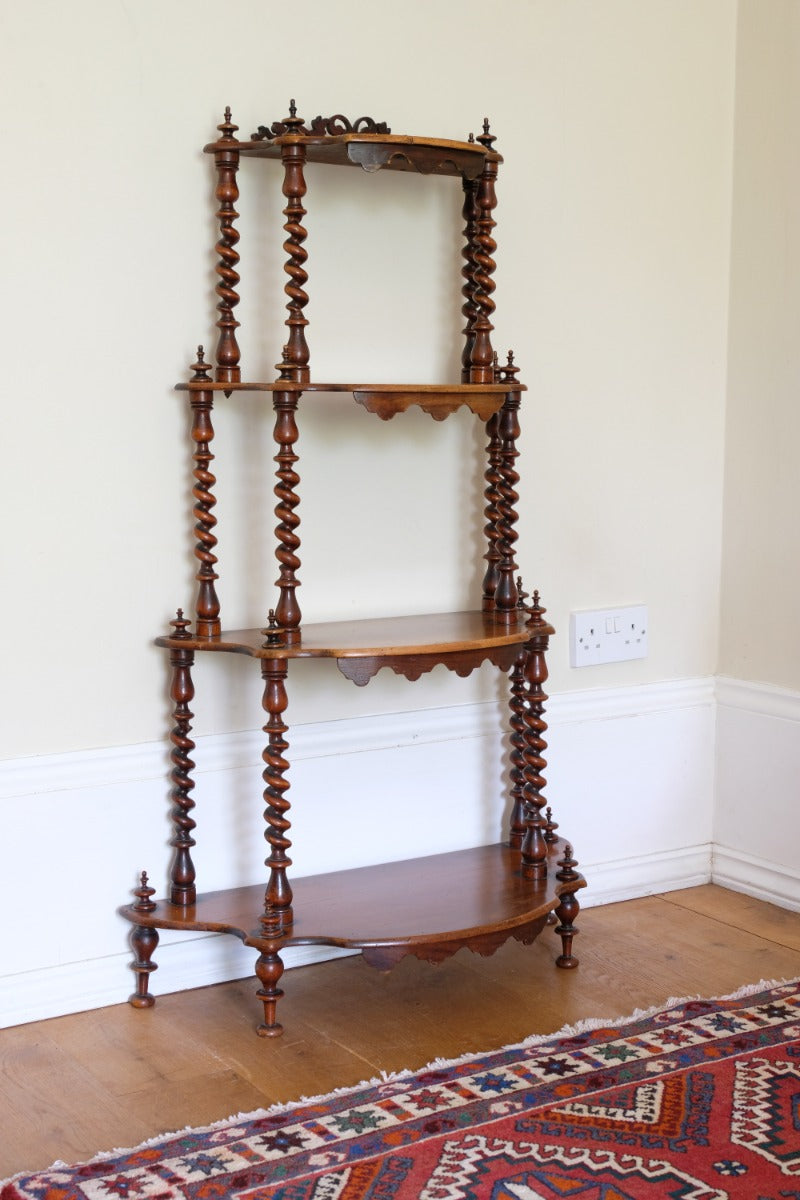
left=469, top=121, right=499, bottom=383
left=520, top=593, right=551, bottom=880
left=280, top=105, right=310, bottom=384
left=460, top=174, right=480, bottom=383
left=272, top=392, right=302, bottom=634
left=189, top=348, right=220, bottom=637
left=508, top=655, right=528, bottom=849
left=167, top=610, right=197, bottom=905
left=481, top=411, right=503, bottom=611
left=213, top=108, right=241, bottom=386
left=494, top=392, right=521, bottom=617
left=260, top=658, right=293, bottom=927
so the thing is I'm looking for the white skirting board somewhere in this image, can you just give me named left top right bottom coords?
left=713, top=676, right=800, bottom=912
left=712, top=846, right=800, bottom=912
left=1, top=673, right=792, bottom=1030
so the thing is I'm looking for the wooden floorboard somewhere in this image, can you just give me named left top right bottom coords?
left=2, top=885, right=799, bottom=1180
left=663, top=883, right=800, bottom=950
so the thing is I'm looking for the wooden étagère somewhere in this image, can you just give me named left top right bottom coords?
left=119, top=102, right=586, bottom=1037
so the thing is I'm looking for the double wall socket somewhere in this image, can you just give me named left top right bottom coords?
left=569, top=604, right=648, bottom=667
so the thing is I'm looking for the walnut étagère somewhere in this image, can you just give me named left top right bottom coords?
left=119, top=102, right=586, bottom=1037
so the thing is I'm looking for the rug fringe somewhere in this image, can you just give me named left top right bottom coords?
left=4, top=974, right=796, bottom=1187
left=516, top=973, right=799, bottom=1045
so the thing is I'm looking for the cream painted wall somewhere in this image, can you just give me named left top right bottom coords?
left=714, top=1, right=800, bottom=898
left=0, top=0, right=735, bottom=762
left=719, top=0, right=800, bottom=689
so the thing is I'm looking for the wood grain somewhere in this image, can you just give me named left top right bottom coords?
left=155, top=611, right=535, bottom=659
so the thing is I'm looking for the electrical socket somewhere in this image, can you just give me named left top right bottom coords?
left=569, top=605, right=648, bottom=667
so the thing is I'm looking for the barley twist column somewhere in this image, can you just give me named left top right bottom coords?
left=280, top=102, right=310, bottom=383
left=461, top=173, right=480, bottom=382
left=260, top=658, right=293, bottom=926
left=481, top=411, right=503, bottom=610
left=167, top=610, right=197, bottom=905
left=508, top=655, right=528, bottom=848
left=189, top=348, right=220, bottom=637
left=494, top=392, right=521, bottom=617
left=520, top=592, right=552, bottom=880
left=213, top=108, right=241, bottom=386
left=469, top=121, right=499, bottom=383
left=273, top=392, right=301, bottom=633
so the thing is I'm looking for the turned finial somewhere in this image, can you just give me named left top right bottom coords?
left=525, top=589, right=548, bottom=629
left=217, top=107, right=239, bottom=139
left=468, top=132, right=475, bottom=143
left=260, top=901, right=282, bottom=938
left=556, top=845, right=579, bottom=882
left=190, top=345, right=211, bottom=381
left=284, top=98, right=304, bottom=132
left=275, top=345, right=294, bottom=381
left=170, top=608, right=192, bottom=639
left=500, top=351, right=520, bottom=384
left=477, top=118, right=497, bottom=150
left=261, top=609, right=285, bottom=647
left=133, top=871, right=157, bottom=913
left=515, top=579, right=545, bottom=621
left=544, top=806, right=559, bottom=844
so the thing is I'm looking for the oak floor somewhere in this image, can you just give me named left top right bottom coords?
left=2, top=885, right=800, bottom=1180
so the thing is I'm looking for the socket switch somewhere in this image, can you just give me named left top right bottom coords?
left=569, top=604, right=648, bottom=667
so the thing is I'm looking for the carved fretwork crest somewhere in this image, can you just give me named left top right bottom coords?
left=253, top=100, right=391, bottom=141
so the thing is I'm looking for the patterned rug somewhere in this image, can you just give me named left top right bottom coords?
left=3, top=978, right=799, bottom=1199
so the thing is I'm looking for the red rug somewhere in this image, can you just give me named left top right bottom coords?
left=3, top=978, right=799, bottom=1198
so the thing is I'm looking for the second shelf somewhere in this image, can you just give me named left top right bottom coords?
left=157, top=610, right=552, bottom=685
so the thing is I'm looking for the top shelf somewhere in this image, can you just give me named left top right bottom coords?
left=174, top=381, right=525, bottom=421
left=205, top=132, right=500, bottom=179
left=175, top=382, right=524, bottom=394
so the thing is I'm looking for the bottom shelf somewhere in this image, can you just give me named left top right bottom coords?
left=120, top=840, right=585, bottom=1033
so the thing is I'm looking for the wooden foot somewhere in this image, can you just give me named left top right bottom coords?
left=128, top=924, right=159, bottom=1007
left=555, top=913, right=579, bottom=968
left=255, top=949, right=285, bottom=1037
left=554, top=845, right=580, bottom=969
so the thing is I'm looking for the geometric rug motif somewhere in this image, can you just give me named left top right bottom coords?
left=2, top=977, right=799, bottom=1199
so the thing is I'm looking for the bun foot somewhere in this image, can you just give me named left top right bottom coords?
left=556, top=951, right=579, bottom=969
left=128, top=992, right=156, bottom=1008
